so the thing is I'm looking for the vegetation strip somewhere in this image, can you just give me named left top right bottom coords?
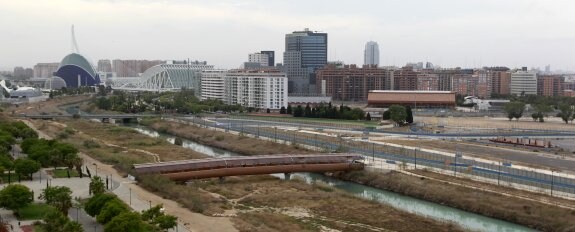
left=333, top=170, right=575, bottom=232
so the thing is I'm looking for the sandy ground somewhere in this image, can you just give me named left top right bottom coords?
left=417, top=116, right=575, bottom=131
left=24, top=120, right=239, bottom=232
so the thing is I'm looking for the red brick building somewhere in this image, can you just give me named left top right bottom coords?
left=490, top=71, right=511, bottom=96
left=537, top=75, right=565, bottom=96
left=393, top=67, right=418, bottom=90
left=315, top=64, right=393, bottom=101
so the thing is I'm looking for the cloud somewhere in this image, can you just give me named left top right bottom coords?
left=0, top=0, right=573, bottom=71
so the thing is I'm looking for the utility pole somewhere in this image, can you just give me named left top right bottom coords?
left=414, top=148, right=417, bottom=169
left=497, top=162, right=501, bottom=186
left=551, top=170, right=554, bottom=197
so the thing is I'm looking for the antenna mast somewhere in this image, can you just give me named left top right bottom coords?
left=71, top=25, right=80, bottom=53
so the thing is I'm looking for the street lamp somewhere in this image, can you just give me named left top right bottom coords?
left=92, top=163, right=98, bottom=176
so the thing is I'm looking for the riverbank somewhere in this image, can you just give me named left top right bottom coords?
left=29, top=118, right=464, bottom=232
left=143, top=118, right=312, bottom=155
left=145, top=118, right=575, bottom=231
left=333, top=170, right=575, bottom=232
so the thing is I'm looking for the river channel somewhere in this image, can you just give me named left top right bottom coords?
left=124, top=124, right=534, bottom=232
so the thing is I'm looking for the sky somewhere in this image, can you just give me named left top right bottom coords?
left=1, top=0, right=574, bottom=72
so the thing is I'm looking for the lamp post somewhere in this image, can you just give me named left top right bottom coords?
left=551, top=170, right=554, bottom=197
left=92, top=163, right=98, bottom=176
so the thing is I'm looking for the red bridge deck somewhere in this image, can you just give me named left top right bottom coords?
left=133, top=154, right=365, bottom=181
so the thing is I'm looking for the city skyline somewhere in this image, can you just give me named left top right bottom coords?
left=1, top=0, right=575, bottom=72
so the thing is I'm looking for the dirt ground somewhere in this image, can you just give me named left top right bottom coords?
left=417, top=116, right=575, bottom=131
left=27, top=117, right=463, bottom=232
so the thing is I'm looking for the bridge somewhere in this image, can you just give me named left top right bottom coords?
left=132, top=154, right=365, bottom=181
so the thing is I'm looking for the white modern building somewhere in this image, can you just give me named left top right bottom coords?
left=248, top=53, right=270, bottom=67
left=223, top=70, right=288, bottom=109
left=200, top=69, right=227, bottom=101
left=511, top=68, right=537, bottom=95
left=109, top=62, right=213, bottom=94
left=364, top=41, right=380, bottom=66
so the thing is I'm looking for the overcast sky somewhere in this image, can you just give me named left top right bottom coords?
left=1, top=0, right=574, bottom=72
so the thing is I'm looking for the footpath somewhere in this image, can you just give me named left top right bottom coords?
left=23, top=120, right=238, bottom=232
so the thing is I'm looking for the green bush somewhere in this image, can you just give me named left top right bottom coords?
left=85, top=194, right=117, bottom=217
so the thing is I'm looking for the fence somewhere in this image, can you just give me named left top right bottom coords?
left=174, top=116, right=575, bottom=198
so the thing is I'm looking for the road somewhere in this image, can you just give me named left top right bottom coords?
left=178, top=117, right=575, bottom=195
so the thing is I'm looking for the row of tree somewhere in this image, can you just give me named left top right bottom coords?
left=504, top=101, right=575, bottom=123
left=92, top=89, right=244, bottom=114
left=280, top=103, right=368, bottom=120
left=85, top=184, right=177, bottom=232
left=0, top=120, right=40, bottom=183
left=20, top=138, right=82, bottom=173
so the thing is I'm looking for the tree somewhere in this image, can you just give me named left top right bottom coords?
left=14, top=158, right=41, bottom=180
left=293, top=105, right=304, bottom=117
left=104, top=212, right=146, bottom=232
left=366, top=112, right=372, bottom=121
left=558, top=103, right=573, bottom=124
left=405, top=105, right=414, bottom=124
left=533, top=104, right=552, bottom=122
left=388, top=105, right=407, bottom=125
left=0, top=184, right=34, bottom=213
left=304, top=104, right=312, bottom=117
left=97, top=199, right=129, bottom=224
left=503, top=102, right=525, bottom=121
left=382, top=110, right=391, bottom=120
left=39, top=186, right=73, bottom=214
left=142, top=205, right=177, bottom=231
left=266, top=108, right=271, bottom=114
left=42, top=209, right=83, bottom=232
left=279, top=107, right=286, bottom=114
left=286, top=105, right=292, bottom=114
left=90, top=176, right=106, bottom=195
left=85, top=194, right=117, bottom=217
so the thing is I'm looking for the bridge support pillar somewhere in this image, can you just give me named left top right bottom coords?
left=219, top=176, right=225, bottom=183
left=284, top=173, right=291, bottom=180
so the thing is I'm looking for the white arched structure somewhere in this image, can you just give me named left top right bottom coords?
left=110, top=63, right=214, bottom=92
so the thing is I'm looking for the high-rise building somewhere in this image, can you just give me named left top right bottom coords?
left=200, top=69, right=227, bottom=101
left=364, top=41, right=379, bottom=66
left=283, top=28, right=327, bottom=94
left=260, top=51, right=275, bottom=67
left=510, top=68, right=537, bottom=95
left=416, top=73, right=439, bottom=91
left=315, top=64, right=393, bottom=101
left=33, top=63, right=59, bottom=78
left=537, top=75, right=564, bottom=96
left=248, top=53, right=270, bottom=67
left=486, top=67, right=511, bottom=96
left=451, top=71, right=491, bottom=98
left=224, top=70, right=288, bottom=109
left=97, top=60, right=112, bottom=73
left=394, top=67, right=418, bottom=90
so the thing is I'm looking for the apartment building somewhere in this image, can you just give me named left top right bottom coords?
left=315, top=64, right=393, bottom=101
left=225, top=70, right=287, bottom=109
left=537, top=75, right=564, bottom=96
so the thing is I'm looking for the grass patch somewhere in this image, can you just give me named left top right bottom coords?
left=237, top=115, right=379, bottom=127
left=335, top=170, right=575, bottom=232
left=16, top=203, right=54, bottom=220
left=48, top=168, right=80, bottom=178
